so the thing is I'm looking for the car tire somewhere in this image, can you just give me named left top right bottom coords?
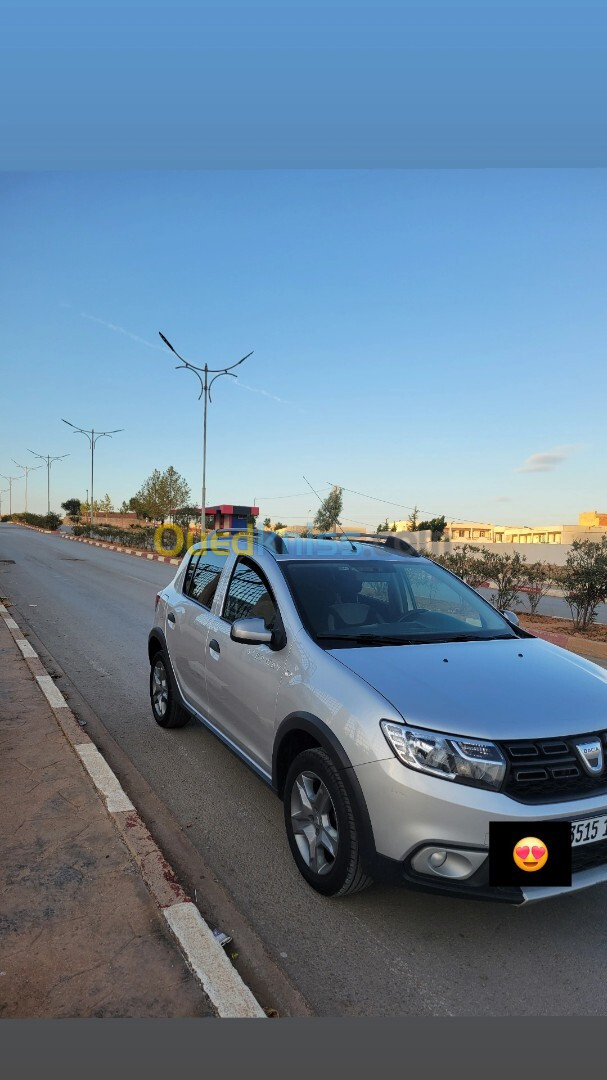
left=150, top=649, right=190, bottom=729
left=283, top=746, right=373, bottom=897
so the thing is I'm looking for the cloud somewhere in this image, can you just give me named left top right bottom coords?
left=496, top=495, right=511, bottom=502
left=234, top=380, right=303, bottom=411
left=516, top=445, right=575, bottom=474
left=80, top=311, right=163, bottom=351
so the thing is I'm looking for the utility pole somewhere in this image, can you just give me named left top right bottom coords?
left=28, top=450, right=70, bottom=515
left=12, top=459, right=42, bottom=514
left=159, top=333, right=253, bottom=538
left=61, top=421, right=123, bottom=526
left=0, top=473, right=23, bottom=517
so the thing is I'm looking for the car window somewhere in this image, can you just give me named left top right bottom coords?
left=405, top=565, right=483, bottom=626
left=223, top=559, right=277, bottom=627
left=182, top=552, right=199, bottom=595
left=186, top=550, right=227, bottom=609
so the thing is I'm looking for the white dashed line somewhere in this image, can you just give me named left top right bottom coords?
left=75, top=743, right=135, bottom=813
left=35, top=674, right=69, bottom=709
left=16, top=638, right=38, bottom=659
left=164, top=902, right=266, bottom=1019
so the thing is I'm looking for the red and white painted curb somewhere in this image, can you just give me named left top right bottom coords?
left=58, top=533, right=182, bottom=564
left=8, top=522, right=181, bottom=565
left=0, top=599, right=265, bottom=1019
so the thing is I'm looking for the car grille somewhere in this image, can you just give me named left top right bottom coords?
left=572, top=838, right=607, bottom=874
left=500, top=733, right=607, bottom=804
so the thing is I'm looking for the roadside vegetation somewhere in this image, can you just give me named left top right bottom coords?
left=2, top=511, right=62, bottom=530
left=428, top=540, right=607, bottom=635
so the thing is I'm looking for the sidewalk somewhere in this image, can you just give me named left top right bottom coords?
left=0, top=614, right=217, bottom=1018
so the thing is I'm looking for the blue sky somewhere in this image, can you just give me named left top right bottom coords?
left=0, top=169, right=605, bottom=528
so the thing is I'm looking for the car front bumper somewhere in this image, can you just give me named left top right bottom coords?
left=354, top=757, right=607, bottom=903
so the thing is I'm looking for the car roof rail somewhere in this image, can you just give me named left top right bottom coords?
left=351, top=535, right=422, bottom=557
left=196, top=526, right=287, bottom=555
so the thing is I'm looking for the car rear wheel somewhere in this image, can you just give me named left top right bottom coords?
left=283, top=747, right=373, bottom=897
left=150, top=651, right=190, bottom=729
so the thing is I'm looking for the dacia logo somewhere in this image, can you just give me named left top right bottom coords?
left=575, top=738, right=604, bottom=776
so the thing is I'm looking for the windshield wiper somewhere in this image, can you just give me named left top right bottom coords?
left=316, top=634, right=415, bottom=646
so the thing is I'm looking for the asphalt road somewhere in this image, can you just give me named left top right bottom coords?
left=3, top=523, right=607, bottom=1016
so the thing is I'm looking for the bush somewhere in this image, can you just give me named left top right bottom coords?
left=477, top=549, right=527, bottom=611
left=71, top=522, right=193, bottom=557
left=563, top=538, right=607, bottom=631
left=9, top=511, right=62, bottom=531
left=522, top=562, right=555, bottom=615
left=432, top=544, right=488, bottom=587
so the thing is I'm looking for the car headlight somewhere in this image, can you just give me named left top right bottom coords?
left=380, top=721, right=506, bottom=791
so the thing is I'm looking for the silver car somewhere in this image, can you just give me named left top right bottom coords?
left=148, top=531, right=607, bottom=903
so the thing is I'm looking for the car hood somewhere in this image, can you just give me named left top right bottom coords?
left=330, top=636, right=607, bottom=740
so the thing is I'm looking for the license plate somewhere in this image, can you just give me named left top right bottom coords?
left=571, top=815, right=607, bottom=846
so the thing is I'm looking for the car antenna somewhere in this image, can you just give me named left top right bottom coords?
left=302, top=475, right=356, bottom=551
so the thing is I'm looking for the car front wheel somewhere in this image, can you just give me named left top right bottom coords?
left=283, top=746, right=373, bottom=897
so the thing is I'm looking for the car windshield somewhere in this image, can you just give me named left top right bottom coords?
left=281, top=557, right=518, bottom=647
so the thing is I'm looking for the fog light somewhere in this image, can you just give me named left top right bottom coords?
left=429, top=850, right=447, bottom=868
left=411, top=846, right=487, bottom=881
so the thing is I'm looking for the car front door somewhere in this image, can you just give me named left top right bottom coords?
left=204, top=555, right=288, bottom=776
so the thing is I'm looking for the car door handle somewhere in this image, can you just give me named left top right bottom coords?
left=209, top=638, right=220, bottom=654
left=167, top=612, right=176, bottom=624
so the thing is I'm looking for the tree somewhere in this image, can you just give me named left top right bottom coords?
left=130, top=466, right=191, bottom=523
left=376, top=518, right=390, bottom=533
left=408, top=506, right=420, bottom=530
left=433, top=544, right=488, bottom=587
left=313, top=485, right=343, bottom=532
left=415, top=516, right=447, bottom=541
left=97, top=493, right=114, bottom=514
left=263, top=517, right=271, bottom=529
left=273, top=521, right=286, bottom=531
left=563, top=537, right=607, bottom=631
left=522, top=562, right=555, bottom=616
left=119, top=500, right=130, bottom=514
left=61, top=498, right=81, bottom=524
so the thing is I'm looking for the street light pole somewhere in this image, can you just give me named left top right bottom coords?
left=28, top=451, right=70, bottom=515
left=12, top=459, right=42, bottom=515
left=0, top=473, right=22, bottom=517
left=61, top=421, right=124, bottom=526
left=159, top=333, right=253, bottom=538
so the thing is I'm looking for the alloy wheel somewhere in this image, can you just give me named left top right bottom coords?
left=152, top=658, right=169, bottom=718
left=290, top=770, right=339, bottom=875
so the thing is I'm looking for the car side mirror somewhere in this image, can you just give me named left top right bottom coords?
left=501, top=609, right=519, bottom=626
left=230, top=617, right=274, bottom=646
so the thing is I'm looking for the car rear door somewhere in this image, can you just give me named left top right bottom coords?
left=167, top=548, right=230, bottom=718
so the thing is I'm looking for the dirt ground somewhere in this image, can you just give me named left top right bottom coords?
left=515, top=610, right=607, bottom=645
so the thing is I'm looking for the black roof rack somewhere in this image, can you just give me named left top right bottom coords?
left=350, top=535, right=422, bottom=557
left=191, top=527, right=287, bottom=554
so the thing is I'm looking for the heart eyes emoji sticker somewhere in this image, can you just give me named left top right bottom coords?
left=513, top=837, right=549, bottom=872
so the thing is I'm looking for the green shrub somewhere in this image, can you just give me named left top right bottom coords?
left=563, top=538, right=607, bottom=630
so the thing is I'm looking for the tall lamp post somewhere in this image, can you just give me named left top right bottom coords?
left=61, top=421, right=123, bottom=526
left=11, top=459, right=42, bottom=515
left=28, top=450, right=70, bottom=515
left=0, top=472, right=23, bottom=517
left=159, top=333, right=253, bottom=538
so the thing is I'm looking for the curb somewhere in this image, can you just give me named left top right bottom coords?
left=0, top=599, right=266, bottom=1019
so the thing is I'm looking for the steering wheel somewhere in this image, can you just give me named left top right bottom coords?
left=397, top=608, right=429, bottom=622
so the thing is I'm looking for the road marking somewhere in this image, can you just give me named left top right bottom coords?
left=36, top=674, right=69, bottom=709
left=16, top=638, right=38, bottom=659
left=0, top=603, right=7, bottom=613
left=75, top=743, right=135, bottom=812
left=3, top=616, right=19, bottom=630
left=164, top=902, right=266, bottom=1019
